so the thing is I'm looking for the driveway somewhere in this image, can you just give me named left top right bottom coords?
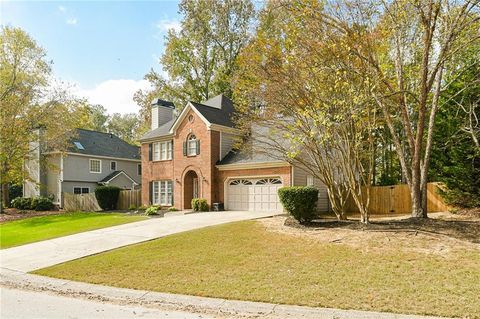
left=0, top=211, right=278, bottom=273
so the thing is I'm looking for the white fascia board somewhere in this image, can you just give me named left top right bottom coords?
left=169, top=102, right=211, bottom=134
left=216, top=161, right=290, bottom=171
left=104, top=171, right=139, bottom=185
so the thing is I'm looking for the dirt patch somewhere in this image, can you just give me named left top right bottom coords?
left=259, top=214, right=480, bottom=256
left=0, top=208, right=64, bottom=223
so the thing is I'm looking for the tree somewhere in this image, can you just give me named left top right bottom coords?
left=234, top=2, right=377, bottom=222
left=305, top=0, right=479, bottom=218
left=429, top=44, right=480, bottom=208
left=76, top=103, right=109, bottom=132
left=134, top=0, right=255, bottom=125
left=107, top=113, right=142, bottom=145
left=0, top=26, right=78, bottom=211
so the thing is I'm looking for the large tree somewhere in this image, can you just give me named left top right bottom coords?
left=134, top=0, right=255, bottom=125
left=107, top=113, right=142, bottom=145
left=234, top=2, right=378, bottom=222
left=0, top=26, right=78, bottom=210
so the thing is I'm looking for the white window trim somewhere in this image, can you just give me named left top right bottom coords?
left=153, top=141, right=173, bottom=161
left=187, top=135, right=197, bottom=156
left=110, top=161, right=117, bottom=171
left=89, top=159, right=102, bottom=173
left=73, top=186, right=90, bottom=194
left=152, top=180, right=173, bottom=206
left=307, top=175, right=314, bottom=186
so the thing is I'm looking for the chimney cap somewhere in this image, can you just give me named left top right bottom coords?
left=151, top=98, right=175, bottom=109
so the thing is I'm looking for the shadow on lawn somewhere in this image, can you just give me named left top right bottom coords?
left=285, top=217, right=480, bottom=244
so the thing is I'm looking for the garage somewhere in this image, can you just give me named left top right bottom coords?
left=226, top=177, right=283, bottom=212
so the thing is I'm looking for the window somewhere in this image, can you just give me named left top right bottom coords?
left=230, top=179, right=253, bottom=185
left=307, top=175, right=314, bottom=186
left=152, top=181, right=173, bottom=206
left=73, top=187, right=89, bottom=194
left=89, top=159, right=101, bottom=173
left=187, top=134, right=197, bottom=156
left=73, top=141, right=84, bottom=150
left=110, top=161, right=117, bottom=170
left=153, top=141, right=173, bottom=161
left=137, top=164, right=142, bottom=175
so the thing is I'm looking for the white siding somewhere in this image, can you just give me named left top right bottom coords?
left=220, top=132, right=237, bottom=160
left=293, top=166, right=330, bottom=212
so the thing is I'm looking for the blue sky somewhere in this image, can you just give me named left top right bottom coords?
left=1, top=0, right=182, bottom=114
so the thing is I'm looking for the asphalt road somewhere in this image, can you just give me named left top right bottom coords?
left=0, top=287, right=216, bottom=319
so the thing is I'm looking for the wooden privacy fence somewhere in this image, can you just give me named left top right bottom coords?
left=117, top=189, right=142, bottom=210
left=345, top=182, right=449, bottom=215
left=63, top=192, right=102, bottom=212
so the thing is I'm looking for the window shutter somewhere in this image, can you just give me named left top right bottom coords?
left=183, top=141, right=187, bottom=156
left=148, top=143, right=152, bottom=161
left=149, top=181, right=153, bottom=204
left=196, top=140, right=200, bottom=155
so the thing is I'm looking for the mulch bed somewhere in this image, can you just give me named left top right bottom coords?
left=0, top=208, right=64, bottom=223
left=285, top=216, right=480, bottom=244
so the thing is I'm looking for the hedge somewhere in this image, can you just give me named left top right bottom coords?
left=278, top=186, right=319, bottom=223
left=191, top=198, right=209, bottom=212
left=11, top=196, right=54, bottom=211
left=94, top=186, right=121, bottom=210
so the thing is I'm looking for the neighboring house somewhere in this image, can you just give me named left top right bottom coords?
left=140, top=94, right=329, bottom=212
left=24, top=128, right=141, bottom=206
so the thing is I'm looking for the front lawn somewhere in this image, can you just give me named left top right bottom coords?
left=34, top=219, right=480, bottom=318
left=0, top=212, right=146, bottom=249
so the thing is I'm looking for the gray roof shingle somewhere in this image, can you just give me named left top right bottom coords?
left=70, top=129, right=140, bottom=160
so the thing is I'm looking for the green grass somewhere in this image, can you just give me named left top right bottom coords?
left=34, top=221, right=480, bottom=318
left=0, top=212, right=146, bottom=249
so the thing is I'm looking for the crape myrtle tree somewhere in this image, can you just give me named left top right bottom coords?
left=0, top=26, right=78, bottom=211
left=233, top=1, right=377, bottom=223
left=318, top=0, right=480, bottom=218
left=134, top=0, right=255, bottom=126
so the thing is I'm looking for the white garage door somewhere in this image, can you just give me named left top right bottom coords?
left=226, top=177, right=283, bottom=212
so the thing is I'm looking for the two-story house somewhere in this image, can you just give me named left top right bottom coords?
left=24, top=128, right=141, bottom=206
left=140, top=94, right=329, bottom=212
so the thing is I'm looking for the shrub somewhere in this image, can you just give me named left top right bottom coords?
left=278, top=186, right=319, bottom=223
left=31, top=196, right=54, bottom=211
left=11, top=197, right=33, bottom=210
left=191, top=198, right=209, bottom=212
left=94, top=186, right=121, bottom=210
left=145, top=205, right=160, bottom=215
left=168, top=207, right=179, bottom=212
left=128, top=204, right=137, bottom=210
left=8, top=184, right=23, bottom=207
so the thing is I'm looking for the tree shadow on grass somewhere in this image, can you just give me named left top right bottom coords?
left=285, top=217, right=480, bottom=244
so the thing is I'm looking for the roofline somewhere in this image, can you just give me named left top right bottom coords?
left=45, top=151, right=141, bottom=162
left=169, top=102, right=211, bottom=134
left=216, top=161, right=290, bottom=171
left=100, top=170, right=139, bottom=185
left=139, top=133, right=174, bottom=143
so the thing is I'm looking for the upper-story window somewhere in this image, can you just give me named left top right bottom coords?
left=137, top=164, right=142, bottom=175
left=89, top=159, right=101, bottom=173
left=307, top=175, right=314, bottom=186
left=110, top=161, right=117, bottom=170
left=153, top=141, right=173, bottom=161
left=187, top=134, right=198, bottom=156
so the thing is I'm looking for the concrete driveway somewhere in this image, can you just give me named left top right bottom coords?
left=0, top=211, right=278, bottom=273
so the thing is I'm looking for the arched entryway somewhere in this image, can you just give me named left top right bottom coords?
left=184, top=170, right=199, bottom=209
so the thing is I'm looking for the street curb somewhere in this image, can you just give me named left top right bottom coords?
left=0, top=268, right=450, bottom=319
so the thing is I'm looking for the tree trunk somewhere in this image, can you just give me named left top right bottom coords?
left=410, top=179, right=426, bottom=218
left=0, top=183, right=8, bottom=213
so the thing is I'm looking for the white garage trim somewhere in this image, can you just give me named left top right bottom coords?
left=224, top=175, right=284, bottom=211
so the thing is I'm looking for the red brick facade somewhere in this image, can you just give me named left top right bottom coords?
left=141, top=107, right=291, bottom=210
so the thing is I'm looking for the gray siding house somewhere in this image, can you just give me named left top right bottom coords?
left=24, top=129, right=141, bottom=206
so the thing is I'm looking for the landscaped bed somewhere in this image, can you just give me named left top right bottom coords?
left=34, top=215, right=480, bottom=318
left=0, top=212, right=147, bottom=249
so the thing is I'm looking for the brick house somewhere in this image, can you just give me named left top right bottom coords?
left=139, top=94, right=329, bottom=212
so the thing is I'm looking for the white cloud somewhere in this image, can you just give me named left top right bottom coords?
left=58, top=6, right=66, bottom=13
left=156, top=19, right=181, bottom=33
left=74, top=79, right=152, bottom=115
left=66, top=18, right=78, bottom=25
